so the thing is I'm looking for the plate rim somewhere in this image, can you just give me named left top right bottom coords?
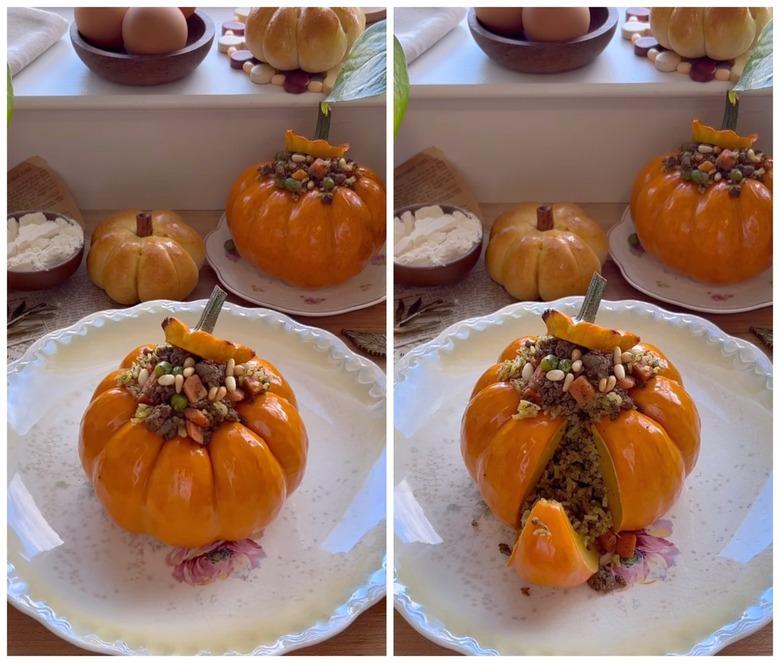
left=8, top=298, right=387, bottom=656
left=204, top=214, right=386, bottom=318
left=393, top=296, right=772, bottom=656
left=608, top=208, right=772, bottom=315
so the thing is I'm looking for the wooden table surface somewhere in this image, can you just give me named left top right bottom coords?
left=393, top=203, right=772, bottom=656
left=8, top=210, right=386, bottom=656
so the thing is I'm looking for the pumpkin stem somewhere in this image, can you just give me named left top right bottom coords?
left=136, top=212, right=153, bottom=238
left=576, top=273, right=607, bottom=323
left=314, top=104, right=331, bottom=141
left=536, top=205, right=554, bottom=231
left=721, top=92, right=739, bottom=132
left=195, top=285, right=227, bottom=333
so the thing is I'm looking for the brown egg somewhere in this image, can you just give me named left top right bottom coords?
left=180, top=8, right=196, bottom=19
left=522, top=7, right=591, bottom=43
left=74, top=7, right=128, bottom=50
left=475, top=8, right=524, bottom=37
left=122, top=7, right=188, bottom=55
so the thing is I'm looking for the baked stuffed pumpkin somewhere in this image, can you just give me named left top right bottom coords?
left=79, top=287, right=308, bottom=548
left=461, top=275, right=700, bottom=590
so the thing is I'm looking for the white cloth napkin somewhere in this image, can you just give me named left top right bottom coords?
left=395, top=8, right=467, bottom=65
left=8, top=7, right=69, bottom=76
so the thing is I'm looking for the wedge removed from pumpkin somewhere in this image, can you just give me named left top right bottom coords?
left=542, top=309, right=639, bottom=352
left=509, top=499, right=599, bottom=587
left=162, top=317, right=255, bottom=364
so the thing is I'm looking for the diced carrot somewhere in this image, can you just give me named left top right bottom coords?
left=521, top=386, right=541, bottom=404
left=308, top=158, right=330, bottom=179
left=184, top=408, right=210, bottom=427
left=243, top=377, right=264, bottom=396
left=617, top=376, right=636, bottom=390
left=183, top=374, right=208, bottom=403
left=598, top=531, right=617, bottom=553
left=631, top=363, right=654, bottom=385
left=616, top=532, right=637, bottom=559
left=569, top=375, right=596, bottom=406
left=226, top=387, right=245, bottom=402
left=291, top=168, right=308, bottom=181
left=186, top=420, right=204, bottom=444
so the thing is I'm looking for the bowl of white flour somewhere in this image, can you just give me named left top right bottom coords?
left=394, top=204, right=483, bottom=287
left=8, top=210, right=85, bottom=290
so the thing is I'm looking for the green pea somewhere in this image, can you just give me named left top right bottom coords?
left=285, top=177, right=302, bottom=193
left=170, top=394, right=188, bottom=411
left=558, top=359, right=572, bottom=373
left=322, top=177, right=335, bottom=190
left=172, top=366, right=184, bottom=376
left=730, top=169, right=743, bottom=182
left=690, top=170, right=708, bottom=185
left=155, top=361, right=172, bottom=377
left=540, top=354, right=558, bottom=372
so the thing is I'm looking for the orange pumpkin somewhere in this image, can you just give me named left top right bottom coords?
left=226, top=130, right=386, bottom=288
left=461, top=282, right=700, bottom=588
left=631, top=120, right=772, bottom=284
left=79, top=291, right=308, bottom=548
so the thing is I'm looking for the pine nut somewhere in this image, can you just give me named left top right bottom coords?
left=226, top=376, right=237, bottom=392
left=226, top=358, right=235, bottom=377
left=546, top=369, right=565, bottom=382
left=571, top=349, right=582, bottom=361
left=217, top=386, right=227, bottom=401
left=138, top=368, right=149, bottom=386
left=562, top=373, right=575, bottom=392
left=291, top=153, right=306, bottom=163
left=175, top=374, right=184, bottom=393
left=157, top=374, right=175, bottom=386
left=697, top=144, right=713, bottom=154
left=234, top=364, right=246, bottom=376
left=184, top=357, right=195, bottom=368
left=521, top=362, right=534, bottom=381
left=572, top=360, right=583, bottom=373
left=183, top=366, right=195, bottom=378
left=606, top=375, right=617, bottom=392
left=614, top=364, right=626, bottom=380
left=208, top=386, right=218, bottom=401
left=621, top=351, right=633, bottom=364
left=178, top=424, right=187, bottom=438
left=599, top=377, right=608, bottom=393
left=613, top=347, right=622, bottom=365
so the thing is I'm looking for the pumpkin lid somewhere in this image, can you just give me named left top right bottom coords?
left=284, top=130, right=350, bottom=158
left=691, top=119, right=757, bottom=150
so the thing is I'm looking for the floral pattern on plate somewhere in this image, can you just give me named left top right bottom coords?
left=608, top=208, right=771, bottom=314
left=205, top=214, right=385, bottom=317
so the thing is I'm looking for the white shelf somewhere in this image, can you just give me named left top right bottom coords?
left=13, top=7, right=383, bottom=110
left=407, top=13, right=771, bottom=100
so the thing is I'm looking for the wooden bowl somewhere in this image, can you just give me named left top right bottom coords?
left=8, top=211, right=85, bottom=291
left=70, top=10, right=215, bottom=86
left=468, top=7, right=618, bottom=74
left=394, top=204, right=483, bottom=288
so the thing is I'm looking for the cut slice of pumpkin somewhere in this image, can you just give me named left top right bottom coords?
left=542, top=309, right=640, bottom=352
left=161, top=317, right=255, bottom=363
left=508, top=498, right=599, bottom=587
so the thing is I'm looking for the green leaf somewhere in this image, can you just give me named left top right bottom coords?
left=324, top=20, right=386, bottom=104
left=733, top=19, right=773, bottom=93
left=7, top=65, right=13, bottom=126
left=394, top=36, right=409, bottom=137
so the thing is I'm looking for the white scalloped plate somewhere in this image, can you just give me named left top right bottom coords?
left=609, top=208, right=772, bottom=314
left=394, top=298, right=772, bottom=656
left=205, top=214, right=386, bottom=317
left=8, top=300, right=386, bottom=655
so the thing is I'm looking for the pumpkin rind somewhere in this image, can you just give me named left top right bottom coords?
left=79, top=338, right=308, bottom=548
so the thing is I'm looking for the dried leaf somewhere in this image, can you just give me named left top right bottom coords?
left=750, top=326, right=772, bottom=349
left=395, top=298, right=406, bottom=324
left=342, top=329, right=386, bottom=357
left=407, top=296, right=423, bottom=318
left=8, top=302, right=57, bottom=328
left=10, top=300, right=26, bottom=319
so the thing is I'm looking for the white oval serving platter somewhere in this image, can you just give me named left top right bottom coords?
left=394, top=297, right=771, bottom=655
left=608, top=207, right=771, bottom=315
left=205, top=214, right=386, bottom=317
left=8, top=300, right=386, bottom=655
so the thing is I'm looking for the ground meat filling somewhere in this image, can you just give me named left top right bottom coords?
left=501, top=335, right=664, bottom=589
left=118, top=345, right=271, bottom=444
